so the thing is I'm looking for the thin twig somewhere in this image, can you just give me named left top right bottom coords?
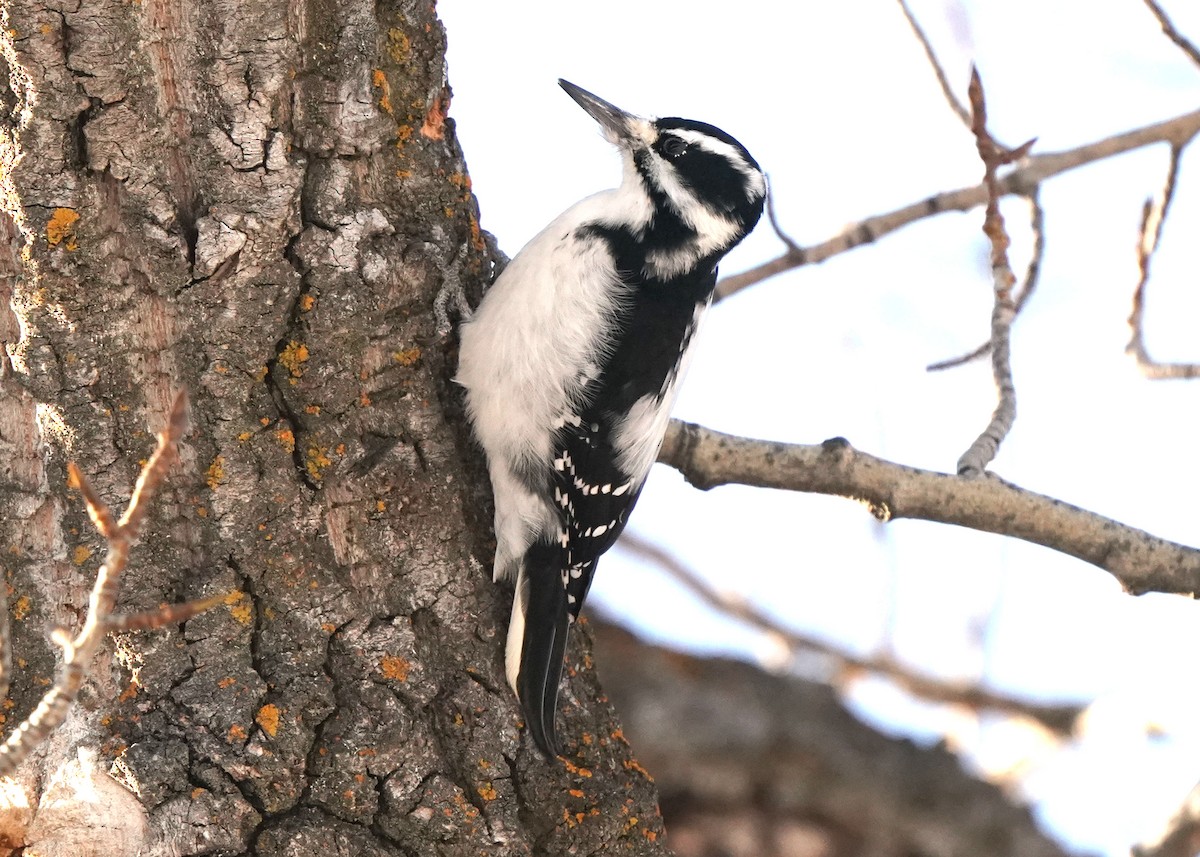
left=765, top=181, right=802, bottom=256
left=927, top=190, right=1045, bottom=372
left=657, top=420, right=1200, bottom=597
left=1126, top=145, right=1200, bottom=379
left=107, top=593, right=229, bottom=633
left=0, top=391, right=214, bottom=776
left=620, top=532, right=1082, bottom=734
left=896, top=0, right=972, bottom=129
left=955, top=69, right=1026, bottom=477
left=1141, top=0, right=1200, bottom=68
left=714, top=108, right=1200, bottom=301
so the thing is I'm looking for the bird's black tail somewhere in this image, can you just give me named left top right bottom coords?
left=512, top=541, right=572, bottom=758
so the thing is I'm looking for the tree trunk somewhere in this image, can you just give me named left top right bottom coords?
left=0, top=1, right=665, bottom=853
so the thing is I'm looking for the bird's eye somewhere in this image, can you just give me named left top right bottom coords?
left=659, top=136, right=688, bottom=158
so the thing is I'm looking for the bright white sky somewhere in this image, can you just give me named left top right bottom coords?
left=440, top=1, right=1200, bottom=852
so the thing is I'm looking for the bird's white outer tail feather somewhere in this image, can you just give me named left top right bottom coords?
left=504, top=571, right=527, bottom=694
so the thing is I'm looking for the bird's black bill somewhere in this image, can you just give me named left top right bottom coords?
left=558, top=79, right=636, bottom=141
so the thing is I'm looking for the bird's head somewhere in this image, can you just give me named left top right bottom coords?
left=559, top=79, right=766, bottom=259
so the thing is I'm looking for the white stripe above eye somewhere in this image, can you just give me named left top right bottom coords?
left=672, top=128, right=766, bottom=196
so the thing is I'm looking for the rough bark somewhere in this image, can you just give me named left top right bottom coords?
left=593, top=622, right=1075, bottom=857
left=0, top=1, right=664, bottom=854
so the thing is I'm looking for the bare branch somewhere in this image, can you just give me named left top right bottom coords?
left=896, top=0, right=972, bottom=129
left=715, top=108, right=1200, bottom=302
left=956, top=69, right=1024, bottom=477
left=0, top=390, right=211, bottom=777
left=1141, top=0, right=1200, bottom=68
left=658, top=420, right=1200, bottom=597
left=620, top=532, right=1082, bottom=734
left=927, top=191, right=1045, bottom=372
left=1126, top=144, right=1200, bottom=379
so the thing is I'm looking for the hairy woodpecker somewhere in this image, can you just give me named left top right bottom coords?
left=457, top=80, right=766, bottom=757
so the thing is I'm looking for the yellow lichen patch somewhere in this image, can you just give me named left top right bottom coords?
left=206, top=455, right=226, bottom=490
left=72, top=545, right=92, bottom=566
left=46, top=207, right=79, bottom=250
left=237, top=431, right=253, bottom=442
left=227, top=724, right=248, bottom=742
left=299, top=294, right=316, bottom=312
left=372, top=69, right=393, bottom=115
left=476, top=782, right=497, bottom=801
left=256, top=703, right=280, bottom=737
left=380, top=655, right=410, bottom=682
left=255, top=366, right=269, bottom=382
left=393, top=347, right=421, bottom=366
left=305, top=446, right=332, bottom=480
left=375, top=500, right=386, bottom=512
left=303, top=404, right=321, bottom=415
left=386, top=27, right=411, bottom=62
left=275, top=428, right=295, bottom=453
left=278, top=341, right=309, bottom=377
left=394, top=124, right=413, bottom=150
left=12, top=596, right=30, bottom=621
left=225, top=591, right=253, bottom=625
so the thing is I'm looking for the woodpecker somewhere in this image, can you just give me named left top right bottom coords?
left=457, top=80, right=765, bottom=757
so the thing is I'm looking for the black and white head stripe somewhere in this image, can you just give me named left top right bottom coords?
left=654, top=118, right=766, bottom=209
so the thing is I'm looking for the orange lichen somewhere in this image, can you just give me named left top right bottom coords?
left=380, top=655, right=410, bottom=682
left=72, top=545, right=92, bottom=566
left=237, top=431, right=253, bottom=442
left=205, top=455, right=226, bottom=490
left=225, top=591, right=253, bottom=625
left=476, top=782, right=497, bottom=801
left=393, top=347, right=421, bottom=366
left=623, top=757, right=653, bottom=780
left=568, top=788, right=584, bottom=799
left=275, top=428, right=295, bottom=452
left=227, top=724, right=248, bottom=742
left=218, top=677, right=237, bottom=689
left=299, top=294, right=316, bottom=312
left=256, top=703, right=280, bottom=737
left=306, top=446, right=332, bottom=480
left=304, top=404, right=321, bottom=415
left=278, top=341, right=309, bottom=377
left=562, top=760, right=592, bottom=778
left=46, top=207, right=79, bottom=250
left=118, top=682, right=138, bottom=702
left=372, top=69, right=393, bottom=115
